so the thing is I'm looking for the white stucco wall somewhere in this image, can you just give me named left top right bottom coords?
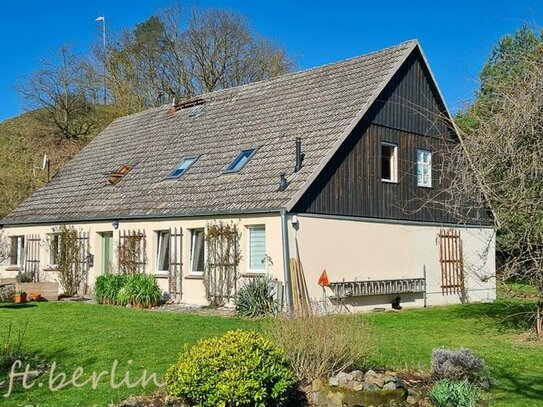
left=1, top=213, right=496, bottom=311
left=290, top=215, right=496, bottom=311
left=0, top=214, right=284, bottom=306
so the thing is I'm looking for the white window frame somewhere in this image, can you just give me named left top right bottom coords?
left=189, top=228, right=205, bottom=275
left=247, top=225, right=266, bottom=274
left=10, top=236, right=25, bottom=266
left=48, top=233, right=61, bottom=268
left=155, top=230, right=170, bottom=276
left=381, top=142, right=398, bottom=183
left=417, top=149, right=432, bottom=188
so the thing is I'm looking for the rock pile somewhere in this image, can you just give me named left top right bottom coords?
left=310, top=369, right=410, bottom=407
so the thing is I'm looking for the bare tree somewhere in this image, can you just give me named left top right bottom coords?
left=436, top=53, right=543, bottom=334
left=18, top=46, right=98, bottom=139
left=102, top=5, right=292, bottom=114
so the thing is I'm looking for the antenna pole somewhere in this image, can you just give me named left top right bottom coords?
left=102, top=16, right=107, bottom=104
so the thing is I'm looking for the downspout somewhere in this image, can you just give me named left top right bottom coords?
left=280, top=208, right=293, bottom=312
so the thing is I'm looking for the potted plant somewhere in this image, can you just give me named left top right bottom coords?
left=14, top=290, right=27, bottom=304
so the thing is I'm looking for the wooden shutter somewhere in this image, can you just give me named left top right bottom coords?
left=438, top=229, right=465, bottom=295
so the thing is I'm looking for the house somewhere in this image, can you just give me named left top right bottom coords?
left=0, top=40, right=496, bottom=311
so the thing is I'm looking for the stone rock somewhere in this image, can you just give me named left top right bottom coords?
left=363, top=382, right=379, bottom=392
left=336, top=371, right=354, bottom=386
left=328, top=377, right=339, bottom=387
left=350, top=369, right=364, bottom=381
left=352, top=381, right=364, bottom=391
left=385, top=370, right=397, bottom=376
left=364, top=369, right=378, bottom=380
left=383, top=375, right=396, bottom=384
left=311, top=382, right=408, bottom=407
left=383, top=381, right=397, bottom=391
left=365, top=375, right=385, bottom=388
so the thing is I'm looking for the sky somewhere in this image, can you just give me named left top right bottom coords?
left=1, top=0, right=542, bottom=121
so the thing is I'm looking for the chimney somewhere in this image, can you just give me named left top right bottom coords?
left=278, top=171, right=288, bottom=191
left=295, top=137, right=304, bottom=172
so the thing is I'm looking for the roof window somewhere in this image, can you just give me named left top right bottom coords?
left=106, top=165, right=133, bottom=185
left=168, top=156, right=199, bottom=178
left=225, top=148, right=257, bottom=173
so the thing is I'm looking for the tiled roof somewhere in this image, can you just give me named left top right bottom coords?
left=4, top=41, right=416, bottom=224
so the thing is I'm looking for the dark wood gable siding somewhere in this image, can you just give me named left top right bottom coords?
left=293, top=49, right=490, bottom=225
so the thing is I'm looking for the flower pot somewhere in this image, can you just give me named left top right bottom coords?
left=14, top=293, right=27, bottom=304
left=30, top=292, right=42, bottom=302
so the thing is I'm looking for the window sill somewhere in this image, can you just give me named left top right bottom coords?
left=155, top=273, right=169, bottom=279
left=417, top=184, right=433, bottom=189
left=5, top=266, right=22, bottom=272
left=43, top=266, right=59, bottom=272
left=241, top=272, right=267, bottom=277
left=185, top=274, right=204, bottom=280
left=381, top=179, right=399, bottom=184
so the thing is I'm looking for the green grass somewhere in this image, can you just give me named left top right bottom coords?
left=0, top=302, right=255, bottom=406
left=0, top=299, right=541, bottom=406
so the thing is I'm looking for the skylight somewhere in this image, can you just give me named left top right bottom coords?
left=225, top=148, right=257, bottom=173
left=168, top=156, right=199, bottom=178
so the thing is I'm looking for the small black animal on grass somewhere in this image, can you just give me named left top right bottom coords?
left=392, top=296, right=402, bottom=310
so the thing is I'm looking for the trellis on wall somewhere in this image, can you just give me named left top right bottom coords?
left=169, top=227, right=183, bottom=302
left=118, top=229, right=147, bottom=274
left=438, top=229, right=466, bottom=299
left=24, top=234, right=41, bottom=282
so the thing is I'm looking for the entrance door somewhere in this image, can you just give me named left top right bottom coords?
left=100, top=232, right=114, bottom=274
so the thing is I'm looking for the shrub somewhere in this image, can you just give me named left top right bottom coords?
left=264, top=314, right=372, bottom=380
left=15, top=271, right=33, bottom=283
left=429, top=379, right=482, bottom=407
left=235, top=275, right=279, bottom=318
left=166, top=330, right=296, bottom=407
left=0, top=286, right=15, bottom=303
left=432, top=348, right=490, bottom=388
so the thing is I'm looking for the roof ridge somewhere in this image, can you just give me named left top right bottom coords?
left=192, top=39, right=418, bottom=100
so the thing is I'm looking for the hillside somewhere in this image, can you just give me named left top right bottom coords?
left=0, top=106, right=119, bottom=219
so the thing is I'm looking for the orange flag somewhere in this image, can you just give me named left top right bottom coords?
left=318, top=270, right=330, bottom=287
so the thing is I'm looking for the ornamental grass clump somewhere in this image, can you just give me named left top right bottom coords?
left=429, top=379, right=482, bottom=407
left=165, top=330, right=296, bottom=407
left=235, top=275, right=279, bottom=318
left=264, top=314, right=372, bottom=380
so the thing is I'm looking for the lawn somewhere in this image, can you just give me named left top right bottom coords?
left=1, top=299, right=541, bottom=406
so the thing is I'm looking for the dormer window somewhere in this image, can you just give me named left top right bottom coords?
left=107, top=165, right=133, bottom=185
left=225, top=148, right=257, bottom=173
left=168, top=156, right=199, bottom=178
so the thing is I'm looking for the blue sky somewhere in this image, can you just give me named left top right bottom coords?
left=1, top=0, right=541, bottom=121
